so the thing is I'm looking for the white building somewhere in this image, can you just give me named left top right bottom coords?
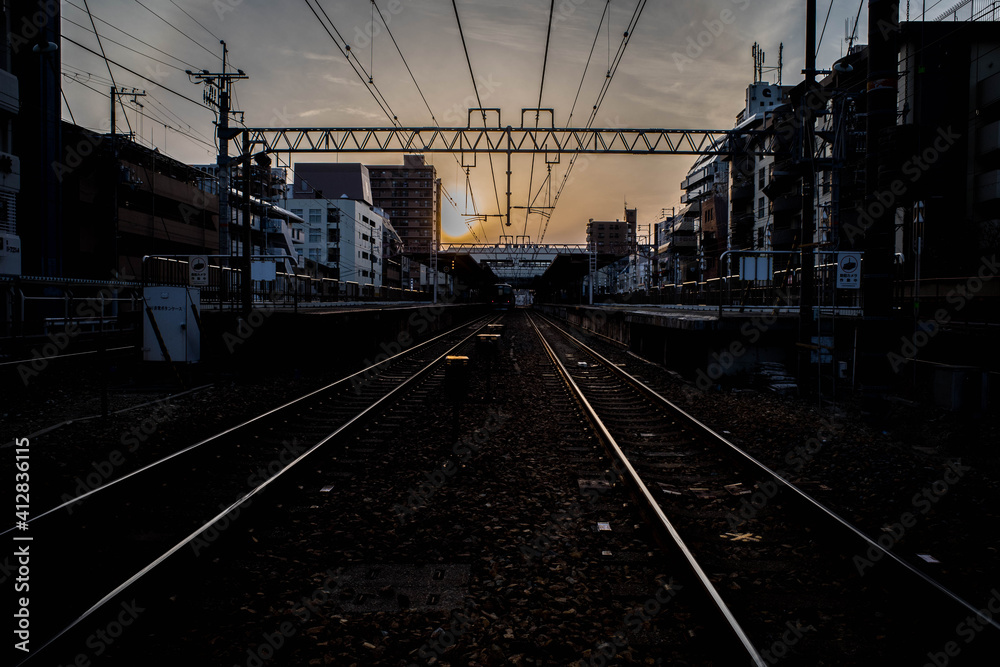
left=283, top=196, right=387, bottom=289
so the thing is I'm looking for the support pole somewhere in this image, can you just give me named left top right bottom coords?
left=242, top=130, right=253, bottom=316
left=799, top=0, right=818, bottom=386
left=859, top=0, right=900, bottom=406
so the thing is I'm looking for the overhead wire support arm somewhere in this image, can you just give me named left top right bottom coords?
left=239, top=126, right=773, bottom=156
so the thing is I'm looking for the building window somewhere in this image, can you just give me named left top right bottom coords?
left=308, top=248, right=320, bottom=261
left=308, top=229, right=321, bottom=243
left=327, top=208, right=340, bottom=223
left=758, top=167, right=765, bottom=189
left=309, top=209, right=321, bottom=224
left=758, top=197, right=765, bottom=219
left=291, top=208, right=303, bottom=219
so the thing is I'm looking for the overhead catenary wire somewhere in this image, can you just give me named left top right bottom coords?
left=451, top=0, right=504, bottom=234
left=167, top=0, right=222, bottom=42
left=62, top=35, right=213, bottom=111
left=301, top=0, right=401, bottom=127
left=523, top=0, right=557, bottom=239
left=541, top=0, right=648, bottom=242
left=131, top=0, right=219, bottom=59
left=370, top=0, right=482, bottom=234
left=64, top=0, right=201, bottom=71
left=82, top=0, right=134, bottom=138
left=310, top=0, right=400, bottom=124
left=63, top=14, right=189, bottom=75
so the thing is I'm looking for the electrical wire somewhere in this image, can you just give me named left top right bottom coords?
left=167, top=0, right=222, bottom=42
left=541, top=0, right=648, bottom=242
left=523, top=0, right=557, bottom=239
left=63, top=14, right=189, bottom=75
left=451, top=0, right=504, bottom=233
left=131, top=0, right=219, bottom=59
left=311, top=0, right=400, bottom=123
left=62, top=35, right=213, bottom=111
left=64, top=0, right=201, bottom=70
left=301, top=0, right=400, bottom=126
left=817, top=0, right=835, bottom=55
left=82, top=0, right=134, bottom=138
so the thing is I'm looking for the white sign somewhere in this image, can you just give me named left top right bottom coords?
left=189, top=255, right=209, bottom=286
left=837, top=252, right=861, bottom=289
left=739, top=256, right=773, bottom=282
left=251, top=260, right=276, bottom=281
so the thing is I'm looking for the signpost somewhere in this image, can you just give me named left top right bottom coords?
left=189, top=255, right=209, bottom=286
left=837, top=252, right=861, bottom=289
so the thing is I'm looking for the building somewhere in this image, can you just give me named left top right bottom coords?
left=56, top=124, right=221, bottom=279
left=677, top=151, right=729, bottom=282
left=586, top=216, right=635, bottom=255
left=282, top=168, right=388, bottom=289
left=366, top=155, right=438, bottom=253
left=0, top=1, right=20, bottom=275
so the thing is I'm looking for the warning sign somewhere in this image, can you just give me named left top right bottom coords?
left=837, top=252, right=861, bottom=290
left=189, top=255, right=209, bottom=286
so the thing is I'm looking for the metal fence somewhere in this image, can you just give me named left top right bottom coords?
left=141, top=255, right=426, bottom=309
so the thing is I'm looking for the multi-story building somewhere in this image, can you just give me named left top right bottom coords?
left=282, top=172, right=388, bottom=288
left=677, top=152, right=729, bottom=282
left=727, top=82, right=792, bottom=254
left=586, top=215, right=636, bottom=255
left=366, top=155, right=438, bottom=252
left=0, top=1, right=20, bottom=275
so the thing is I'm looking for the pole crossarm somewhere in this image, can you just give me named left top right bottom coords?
left=240, top=127, right=774, bottom=156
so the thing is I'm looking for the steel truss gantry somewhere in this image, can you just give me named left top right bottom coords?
left=238, top=125, right=771, bottom=157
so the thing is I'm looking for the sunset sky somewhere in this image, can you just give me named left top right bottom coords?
left=58, top=0, right=912, bottom=245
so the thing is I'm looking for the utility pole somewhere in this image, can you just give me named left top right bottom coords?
left=799, top=0, right=818, bottom=384
left=110, top=87, right=145, bottom=274
left=187, top=42, right=248, bottom=265
left=859, top=0, right=900, bottom=405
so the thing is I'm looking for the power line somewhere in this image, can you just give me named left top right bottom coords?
left=301, top=0, right=400, bottom=125
left=311, top=0, right=400, bottom=123
left=64, top=0, right=201, bottom=70
left=82, top=0, right=133, bottom=137
left=63, top=14, right=189, bottom=75
left=131, top=0, right=218, bottom=59
left=523, top=0, right=557, bottom=238
left=167, top=0, right=222, bottom=42
left=451, top=0, right=504, bottom=231
left=542, top=0, right=648, bottom=242
left=372, top=0, right=436, bottom=124
left=62, top=35, right=213, bottom=111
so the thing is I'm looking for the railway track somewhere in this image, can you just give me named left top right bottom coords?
left=7, top=313, right=497, bottom=666
left=528, top=310, right=1000, bottom=663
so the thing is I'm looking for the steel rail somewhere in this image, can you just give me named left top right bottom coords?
left=16, top=315, right=502, bottom=665
left=537, top=311, right=1000, bottom=634
left=0, top=314, right=492, bottom=536
left=526, top=312, right=768, bottom=667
